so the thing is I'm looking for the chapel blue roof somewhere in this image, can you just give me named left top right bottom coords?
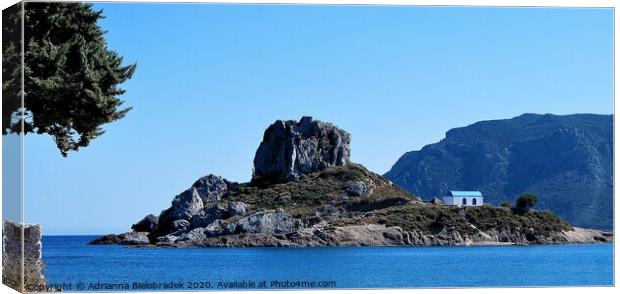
left=448, top=191, right=482, bottom=197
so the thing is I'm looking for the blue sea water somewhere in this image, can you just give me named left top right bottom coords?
left=41, top=236, right=613, bottom=291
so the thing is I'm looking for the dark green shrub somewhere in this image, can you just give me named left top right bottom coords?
left=500, top=201, right=512, bottom=208
left=318, top=167, right=365, bottom=181
left=515, top=193, right=538, bottom=213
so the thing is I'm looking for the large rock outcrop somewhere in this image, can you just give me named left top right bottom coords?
left=252, top=116, right=351, bottom=184
left=102, top=173, right=244, bottom=244
left=384, top=113, right=613, bottom=229
left=156, top=174, right=235, bottom=231
left=190, top=203, right=228, bottom=228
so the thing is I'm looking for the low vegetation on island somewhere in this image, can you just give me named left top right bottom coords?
left=91, top=117, right=612, bottom=247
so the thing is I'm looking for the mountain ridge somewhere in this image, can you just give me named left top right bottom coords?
left=385, top=113, right=613, bottom=229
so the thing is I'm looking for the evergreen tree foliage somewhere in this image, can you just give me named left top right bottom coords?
left=515, top=193, right=538, bottom=213
left=2, top=2, right=136, bottom=156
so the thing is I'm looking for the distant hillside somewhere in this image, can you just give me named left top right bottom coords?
left=384, top=113, right=613, bottom=229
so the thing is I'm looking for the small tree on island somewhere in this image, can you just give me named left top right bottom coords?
left=2, top=2, right=136, bottom=156
left=514, top=193, right=538, bottom=213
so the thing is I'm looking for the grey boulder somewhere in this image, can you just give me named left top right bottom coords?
left=204, top=219, right=236, bottom=237
left=346, top=181, right=367, bottom=196
left=191, top=174, right=233, bottom=204
left=131, top=214, right=159, bottom=232
left=278, top=195, right=292, bottom=204
left=159, top=188, right=204, bottom=225
left=236, top=211, right=297, bottom=235
left=171, top=219, right=191, bottom=232
left=177, top=220, right=237, bottom=243
left=155, top=234, right=179, bottom=244
left=228, top=201, right=249, bottom=216
left=191, top=203, right=228, bottom=228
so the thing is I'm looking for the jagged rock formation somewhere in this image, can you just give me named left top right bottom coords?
left=385, top=113, right=613, bottom=229
left=2, top=221, right=47, bottom=292
left=150, top=174, right=236, bottom=240
left=252, top=116, right=351, bottom=184
left=90, top=116, right=612, bottom=248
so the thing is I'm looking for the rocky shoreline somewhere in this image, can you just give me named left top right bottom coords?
left=91, top=222, right=613, bottom=248
left=90, top=117, right=614, bottom=248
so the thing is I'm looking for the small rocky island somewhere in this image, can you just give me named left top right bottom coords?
left=91, top=117, right=612, bottom=247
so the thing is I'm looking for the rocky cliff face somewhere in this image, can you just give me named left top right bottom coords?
left=384, top=114, right=613, bottom=229
left=90, top=116, right=612, bottom=248
left=252, top=116, right=351, bottom=184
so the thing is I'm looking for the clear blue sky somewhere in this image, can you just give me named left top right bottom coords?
left=20, top=4, right=612, bottom=235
